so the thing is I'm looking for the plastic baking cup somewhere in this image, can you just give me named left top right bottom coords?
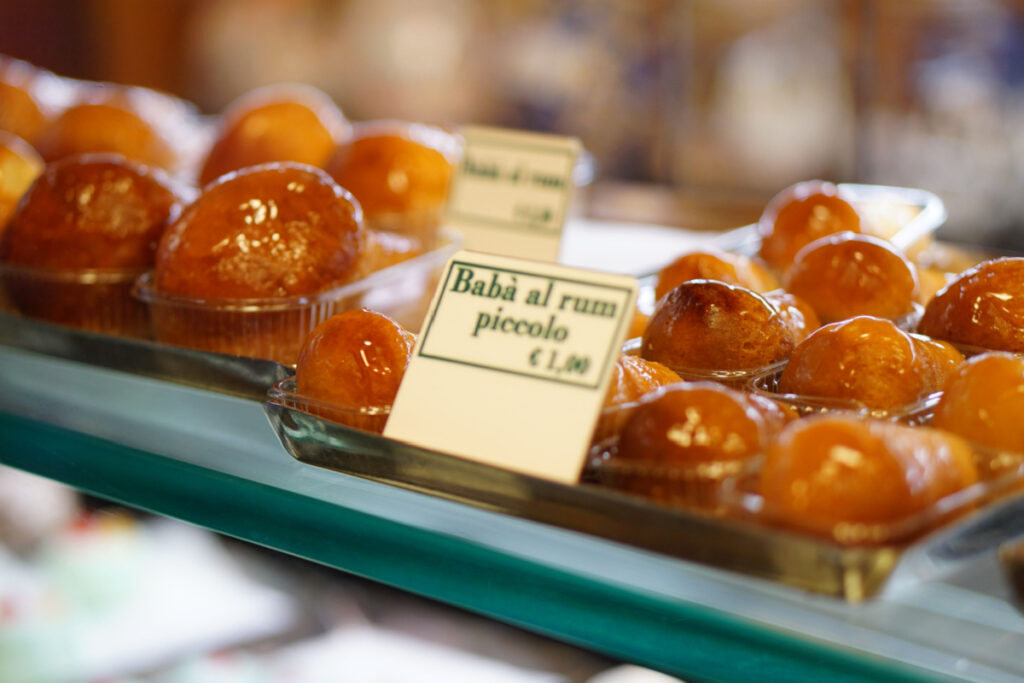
left=134, top=233, right=458, bottom=365
left=0, top=262, right=150, bottom=337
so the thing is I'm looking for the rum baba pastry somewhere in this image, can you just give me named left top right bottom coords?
left=145, top=162, right=365, bottom=363
left=931, top=352, right=1024, bottom=456
left=295, top=308, right=414, bottom=433
left=0, top=154, right=183, bottom=334
left=605, top=382, right=788, bottom=509
left=917, top=257, right=1024, bottom=353
left=35, top=92, right=180, bottom=172
left=325, top=121, right=459, bottom=241
left=0, top=57, right=56, bottom=145
left=0, top=132, right=43, bottom=233
left=198, top=84, right=350, bottom=187
left=757, top=180, right=863, bottom=270
left=759, top=415, right=977, bottom=540
left=594, top=355, right=682, bottom=443
left=641, top=280, right=813, bottom=374
left=654, top=248, right=778, bottom=301
left=784, top=231, right=919, bottom=324
left=778, top=316, right=963, bottom=412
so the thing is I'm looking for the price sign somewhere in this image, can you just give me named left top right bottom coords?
left=384, top=250, right=637, bottom=483
left=445, top=126, right=581, bottom=262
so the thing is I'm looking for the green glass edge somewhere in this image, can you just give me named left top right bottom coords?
left=0, top=410, right=953, bottom=683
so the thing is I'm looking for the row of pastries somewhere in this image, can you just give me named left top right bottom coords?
left=0, top=55, right=457, bottom=360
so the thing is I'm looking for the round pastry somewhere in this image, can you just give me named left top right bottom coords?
left=1, top=154, right=182, bottom=269
left=0, top=59, right=51, bottom=145
left=785, top=232, right=919, bottom=323
left=146, top=163, right=365, bottom=362
left=604, top=355, right=683, bottom=408
left=35, top=98, right=178, bottom=171
left=0, top=132, right=43, bottom=233
left=154, top=162, right=363, bottom=299
left=778, top=316, right=963, bottom=411
left=917, top=258, right=1024, bottom=353
left=0, top=154, right=182, bottom=334
left=759, top=416, right=977, bottom=539
left=932, top=352, right=1024, bottom=455
left=198, top=84, right=350, bottom=187
left=296, top=308, right=415, bottom=431
left=654, top=248, right=778, bottom=301
left=608, top=382, right=777, bottom=507
left=762, top=289, right=820, bottom=344
left=757, top=180, right=862, bottom=270
left=641, top=280, right=796, bottom=373
left=325, top=122, right=458, bottom=239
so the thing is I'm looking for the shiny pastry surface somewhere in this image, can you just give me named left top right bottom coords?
left=36, top=101, right=177, bottom=171
left=198, top=84, right=350, bottom=187
left=642, top=280, right=796, bottom=371
left=757, top=180, right=862, bottom=270
left=0, top=131, right=43, bottom=233
left=778, top=316, right=962, bottom=410
left=617, top=382, right=770, bottom=466
left=296, top=308, right=415, bottom=409
left=154, top=163, right=364, bottom=299
left=604, top=354, right=682, bottom=408
left=917, top=257, right=1024, bottom=352
left=326, top=123, right=456, bottom=216
left=0, top=154, right=181, bottom=268
left=759, top=416, right=977, bottom=533
left=785, top=231, right=919, bottom=323
left=932, top=352, right=1024, bottom=454
left=763, top=289, right=820, bottom=344
left=654, top=248, right=778, bottom=301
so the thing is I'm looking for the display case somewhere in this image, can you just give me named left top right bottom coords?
left=3, top=217, right=1024, bottom=683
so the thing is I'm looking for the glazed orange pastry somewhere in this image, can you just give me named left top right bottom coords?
left=604, top=355, right=682, bottom=408
left=325, top=122, right=458, bottom=238
left=759, top=416, right=977, bottom=539
left=757, top=180, right=862, bottom=270
left=642, top=280, right=796, bottom=372
left=35, top=99, right=178, bottom=171
left=917, top=258, right=1024, bottom=353
left=778, top=316, right=963, bottom=411
left=654, top=248, right=778, bottom=301
left=296, top=308, right=415, bottom=431
left=0, top=132, right=43, bottom=233
left=0, top=58, right=52, bottom=145
left=1, top=154, right=182, bottom=269
left=763, top=289, right=820, bottom=344
left=785, top=232, right=919, bottom=324
left=610, top=382, right=775, bottom=507
left=154, top=163, right=364, bottom=299
left=198, top=84, right=350, bottom=187
left=627, top=309, right=649, bottom=340
left=932, top=352, right=1024, bottom=455
left=0, top=154, right=182, bottom=333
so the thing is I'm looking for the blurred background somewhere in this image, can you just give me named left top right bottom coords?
left=2, top=0, right=1024, bottom=247
left=2, top=1, right=1024, bottom=681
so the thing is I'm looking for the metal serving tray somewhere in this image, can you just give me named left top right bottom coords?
left=263, top=387, right=1024, bottom=602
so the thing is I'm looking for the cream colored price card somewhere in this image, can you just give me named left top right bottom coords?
left=445, top=126, right=581, bottom=262
left=384, top=250, right=637, bottom=483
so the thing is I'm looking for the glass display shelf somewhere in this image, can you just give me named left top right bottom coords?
left=2, top=340, right=1024, bottom=683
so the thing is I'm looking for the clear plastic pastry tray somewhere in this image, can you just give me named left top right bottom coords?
left=263, top=379, right=1024, bottom=602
